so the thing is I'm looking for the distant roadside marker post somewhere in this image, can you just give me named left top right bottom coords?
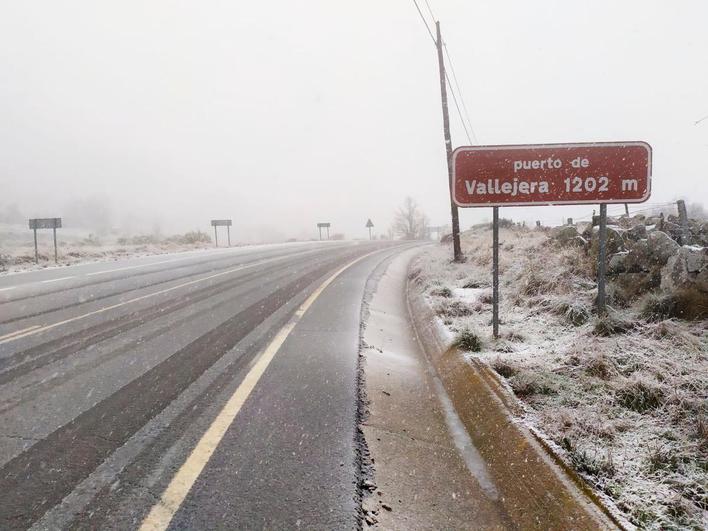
left=365, top=219, right=374, bottom=240
left=317, top=222, right=331, bottom=241
left=210, top=219, right=233, bottom=248
left=29, top=218, right=62, bottom=264
left=452, top=142, right=652, bottom=336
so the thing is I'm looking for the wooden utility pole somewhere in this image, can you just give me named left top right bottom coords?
left=436, top=21, right=463, bottom=262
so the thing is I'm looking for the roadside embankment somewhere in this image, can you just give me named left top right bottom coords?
left=359, top=246, right=618, bottom=529
left=411, top=225, right=706, bottom=529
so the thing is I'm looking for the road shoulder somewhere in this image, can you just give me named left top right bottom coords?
left=359, top=248, right=509, bottom=529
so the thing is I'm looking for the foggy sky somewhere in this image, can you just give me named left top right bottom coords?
left=1, top=1, right=707, bottom=241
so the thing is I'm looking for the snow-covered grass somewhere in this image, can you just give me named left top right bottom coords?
left=414, top=226, right=707, bottom=530
left=0, top=224, right=215, bottom=274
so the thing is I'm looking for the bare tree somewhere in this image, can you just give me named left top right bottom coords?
left=391, top=197, right=429, bottom=240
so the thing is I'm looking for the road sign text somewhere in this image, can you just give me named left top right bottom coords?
left=452, top=142, right=651, bottom=207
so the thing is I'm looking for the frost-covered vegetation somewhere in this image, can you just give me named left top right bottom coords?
left=0, top=223, right=213, bottom=273
left=415, top=223, right=707, bottom=529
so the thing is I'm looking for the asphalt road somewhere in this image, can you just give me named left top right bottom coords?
left=0, top=241, right=409, bottom=529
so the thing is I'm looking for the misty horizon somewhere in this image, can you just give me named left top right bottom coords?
left=2, top=1, right=707, bottom=242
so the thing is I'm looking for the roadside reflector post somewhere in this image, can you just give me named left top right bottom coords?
left=492, top=206, right=500, bottom=338
left=597, top=203, right=608, bottom=316
left=677, top=199, right=689, bottom=244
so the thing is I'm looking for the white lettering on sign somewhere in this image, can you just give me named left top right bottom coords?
left=513, top=158, right=562, bottom=172
left=465, top=178, right=550, bottom=197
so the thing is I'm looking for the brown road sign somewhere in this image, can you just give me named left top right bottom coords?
left=452, top=142, right=651, bottom=207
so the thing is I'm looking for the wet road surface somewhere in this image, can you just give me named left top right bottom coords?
left=0, top=241, right=408, bottom=529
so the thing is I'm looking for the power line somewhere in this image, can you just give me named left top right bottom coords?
left=445, top=71, right=473, bottom=144
left=443, top=44, right=479, bottom=143
left=411, top=0, right=435, bottom=44
left=423, top=0, right=436, bottom=22
left=411, top=0, right=477, bottom=144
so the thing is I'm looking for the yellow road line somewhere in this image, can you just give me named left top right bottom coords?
left=139, top=250, right=378, bottom=531
left=0, top=325, right=41, bottom=342
left=0, top=253, right=308, bottom=346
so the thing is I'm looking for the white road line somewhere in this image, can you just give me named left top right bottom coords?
left=85, top=258, right=190, bottom=276
left=0, top=253, right=298, bottom=346
left=41, top=276, right=75, bottom=284
left=0, top=286, right=16, bottom=292
left=138, top=249, right=378, bottom=531
left=0, top=325, right=41, bottom=342
left=84, top=248, right=255, bottom=277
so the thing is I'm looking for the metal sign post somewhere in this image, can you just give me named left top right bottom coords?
left=317, top=223, right=331, bottom=241
left=33, top=227, right=38, bottom=264
left=492, top=207, right=500, bottom=338
left=366, top=219, right=374, bottom=240
left=597, top=204, right=608, bottom=315
left=450, top=142, right=652, bottom=336
left=210, top=219, right=233, bottom=248
left=29, top=218, right=62, bottom=264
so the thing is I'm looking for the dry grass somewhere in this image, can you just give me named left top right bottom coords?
left=552, top=299, right=592, bottom=326
left=640, top=290, right=708, bottom=321
left=453, top=328, right=483, bottom=352
left=490, top=357, right=518, bottom=378
left=413, top=224, right=708, bottom=529
left=615, top=375, right=666, bottom=413
left=592, top=315, right=635, bottom=336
